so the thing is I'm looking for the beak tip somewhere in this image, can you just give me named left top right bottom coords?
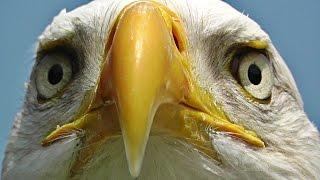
left=128, top=160, right=142, bottom=178
left=122, top=133, right=149, bottom=178
left=126, top=150, right=144, bottom=178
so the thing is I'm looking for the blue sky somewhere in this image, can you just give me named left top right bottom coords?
left=0, top=0, right=319, bottom=171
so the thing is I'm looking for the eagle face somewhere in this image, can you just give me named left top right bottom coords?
left=2, top=0, right=320, bottom=179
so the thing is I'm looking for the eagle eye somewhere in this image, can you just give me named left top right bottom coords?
left=48, top=64, right=64, bottom=85
left=232, top=51, right=274, bottom=100
left=35, top=52, right=73, bottom=99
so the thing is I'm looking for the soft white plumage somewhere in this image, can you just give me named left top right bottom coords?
left=2, top=0, right=320, bottom=179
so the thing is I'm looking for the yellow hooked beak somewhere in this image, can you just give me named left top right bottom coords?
left=42, top=1, right=265, bottom=178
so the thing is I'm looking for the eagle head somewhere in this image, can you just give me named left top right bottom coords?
left=2, top=0, right=320, bottom=179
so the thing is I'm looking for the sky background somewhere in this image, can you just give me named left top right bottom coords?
left=0, top=0, right=319, bottom=171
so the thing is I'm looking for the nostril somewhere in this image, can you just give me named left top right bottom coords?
left=173, top=31, right=181, bottom=52
left=171, top=22, right=187, bottom=52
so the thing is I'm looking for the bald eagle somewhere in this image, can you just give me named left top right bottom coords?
left=2, top=0, right=320, bottom=179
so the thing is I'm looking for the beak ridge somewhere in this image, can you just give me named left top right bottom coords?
left=110, top=2, right=174, bottom=177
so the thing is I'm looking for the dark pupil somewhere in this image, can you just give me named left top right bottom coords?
left=248, top=64, right=262, bottom=85
left=48, top=64, right=63, bottom=85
